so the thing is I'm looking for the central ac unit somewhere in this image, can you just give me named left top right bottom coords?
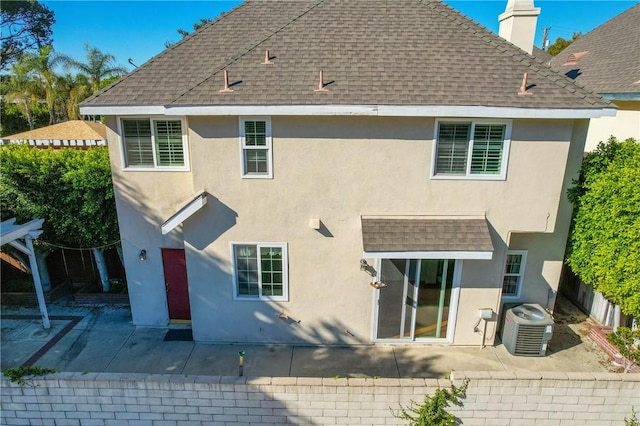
left=501, top=303, right=554, bottom=357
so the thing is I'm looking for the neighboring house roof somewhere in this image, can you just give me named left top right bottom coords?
left=532, top=47, right=552, bottom=63
left=2, top=120, right=107, bottom=148
left=548, top=3, right=640, bottom=99
left=81, top=0, right=611, bottom=113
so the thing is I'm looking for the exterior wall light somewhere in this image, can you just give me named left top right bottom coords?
left=139, top=250, right=147, bottom=261
left=360, top=259, right=369, bottom=270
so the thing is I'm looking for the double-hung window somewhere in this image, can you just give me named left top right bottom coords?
left=502, top=250, right=527, bottom=298
left=240, top=117, right=272, bottom=178
left=121, top=118, right=188, bottom=170
left=232, top=243, right=288, bottom=301
left=433, top=120, right=510, bottom=179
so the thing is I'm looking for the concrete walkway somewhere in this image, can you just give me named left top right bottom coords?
left=0, top=296, right=616, bottom=378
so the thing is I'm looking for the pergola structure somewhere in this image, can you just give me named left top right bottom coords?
left=0, top=218, right=50, bottom=329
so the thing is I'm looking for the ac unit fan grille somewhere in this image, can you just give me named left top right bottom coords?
left=514, top=324, right=546, bottom=355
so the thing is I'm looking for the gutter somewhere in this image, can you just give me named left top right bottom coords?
left=80, top=104, right=618, bottom=119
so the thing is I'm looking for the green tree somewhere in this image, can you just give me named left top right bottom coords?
left=0, top=99, right=30, bottom=136
left=567, top=137, right=640, bottom=317
left=0, top=145, right=120, bottom=292
left=20, top=46, right=68, bottom=124
left=177, top=18, right=213, bottom=37
left=0, top=0, right=55, bottom=69
left=98, top=74, right=121, bottom=92
left=547, top=32, right=580, bottom=56
left=1, top=59, right=42, bottom=130
left=608, top=327, right=640, bottom=373
left=54, top=73, right=90, bottom=120
left=165, top=17, right=215, bottom=48
left=0, top=98, right=48, bottom=137
left=65, top=44, right=127, bottom=95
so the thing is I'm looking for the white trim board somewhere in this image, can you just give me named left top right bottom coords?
left=161, top=192, right=207, bottom=235
left=80, top=104, right=617, bottom=119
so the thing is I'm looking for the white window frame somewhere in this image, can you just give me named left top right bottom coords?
left=501, top=250, right=527, bottom=299
left=431, top=119, right=511, bottom=181
left=239, top=117, right=273, bottom=179
left=230, top=242, right=288, bottom=301
left=117, top=116, right=190, bottom=171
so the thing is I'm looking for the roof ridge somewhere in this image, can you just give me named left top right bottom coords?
left=81, top=1, right=249, bottom=106
left=547, top=3, right=639, bottom=95
left=429, top=0, right=608, bottom=107
left=80, top=0, right=614, bottom=110
left=170, top=0, right=324, bottom=104
left=552, top=3, right=639, bottom=57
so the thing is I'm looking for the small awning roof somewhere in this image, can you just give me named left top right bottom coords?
left=161, top=192, right=207, bottom=235
left=361, top=216, right=494, bottom=259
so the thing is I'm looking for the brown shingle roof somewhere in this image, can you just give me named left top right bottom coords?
left=532, top=47, right=552, bottom=64
left=2, top=120, right=107, bottom=141
left=361, top=217, right=494, bottom=253
left=83, top=0, right=610, bottom=110
left=548, top=3, right=640, bottom=96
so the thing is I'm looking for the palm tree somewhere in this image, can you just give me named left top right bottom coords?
left=66, top=44, right=127, bottom=94
left=21, top=45, right=68, bottom=124
left=55, top=73, right=90, bottom=120
left=1, top=59, right=42, bottom=130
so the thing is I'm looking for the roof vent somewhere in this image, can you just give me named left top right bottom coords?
left=518, top=72, right=533, bottom=96
left=563, top=51, right=588, bottom=66
left=314, top=70, right=329, bottom=92
left=262, top=50, right=273, bottom=65
left=219, top=69, right=234, bottom=93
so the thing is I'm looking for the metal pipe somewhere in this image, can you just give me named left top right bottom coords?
left=482, top=319, right=488, bottom=349
left=238, top=350, right=245, bottom=376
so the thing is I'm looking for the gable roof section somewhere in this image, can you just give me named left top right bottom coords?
left=81, top=0, right=612, bottom=115
left=548, top=3, right=640, bottom=98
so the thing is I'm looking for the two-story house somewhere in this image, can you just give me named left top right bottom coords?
left=546, top=3, right=640, bottom=152
left=80, top=0, right=614, bottom=346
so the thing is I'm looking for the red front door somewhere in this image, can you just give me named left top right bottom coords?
left=161, top=248, right=191, bottom=321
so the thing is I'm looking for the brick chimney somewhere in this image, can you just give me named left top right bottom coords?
left=498, top=0, right=540, bottom=55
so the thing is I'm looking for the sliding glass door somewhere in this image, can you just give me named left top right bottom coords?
left=375, top=258, right=456, bottom=341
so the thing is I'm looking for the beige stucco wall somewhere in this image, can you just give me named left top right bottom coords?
left=104, top=117, right=195, bottom=326
left=105, top=115, right=583, bottom=345
left=585, top=101, right=640, bottom=151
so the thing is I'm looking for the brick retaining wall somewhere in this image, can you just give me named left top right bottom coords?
left=589, top=326, right=640, bottom=374
left=1, top=371, right=639, bottom=425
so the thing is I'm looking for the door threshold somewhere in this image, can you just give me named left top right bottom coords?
left=169, top=319, right=192, bottom=326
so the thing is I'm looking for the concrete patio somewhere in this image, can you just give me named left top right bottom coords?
left=1, top=294, right=618, bottom=378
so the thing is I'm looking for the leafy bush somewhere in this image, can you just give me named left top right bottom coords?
left=608, top=327, right=640, bottom=373
left=567, top=137, right=640, bottom=317
left=393, top=379, right=469, bottom=426
left=3, top=366, right=57, bottom=386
